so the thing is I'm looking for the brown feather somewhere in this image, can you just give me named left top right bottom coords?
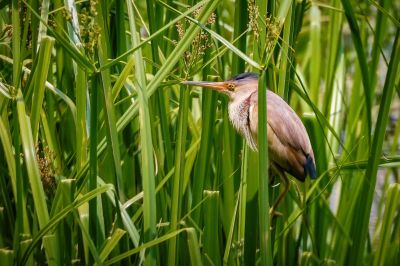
left=249, top=90, right=315, bottom=181
left=181, top=72, right=316, bottom=181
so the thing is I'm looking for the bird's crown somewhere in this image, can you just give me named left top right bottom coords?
left=230, top=72, right=259, bottom=81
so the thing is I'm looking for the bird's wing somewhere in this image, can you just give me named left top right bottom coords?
left=249, top=90, right=315, bottom=180
left=250, top=91, right=312, bottom=155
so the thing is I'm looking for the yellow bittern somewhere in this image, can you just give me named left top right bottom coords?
left=182, top=72, right=316, bottom=219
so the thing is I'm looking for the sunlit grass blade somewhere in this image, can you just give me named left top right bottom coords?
left=203, top=190, right=221, bottom=264
left=98, top=228, right=126, bottom=264
left=15, top=88, right=56, bottom=263
left=0, top=249, right=13, bottom=266
left=30, top=36, right=54, bottom=142
left=126, top=0, right=157, bottom=263
left=111, top=56, right=135, bottom=102
left=75, top=53, right=88, bottom=171
left=277, top=3, right=293, bottom=99
left=37, top=0, right=49, bottom=42
left=12, top=0, right=22, bottom=87
left=322, top=0, right=343, bottom=119
left=168, top=82, right=190, bottom=265
left=186, top=228, right=203, bottom=266
left=96, top=2, right=125, bottom=201
left=223, top=189, right=240, bottom=264
left=309, top=5, right=321, bottom=105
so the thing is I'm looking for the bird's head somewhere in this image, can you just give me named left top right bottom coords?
left=182, top=72, right=259, bottom=101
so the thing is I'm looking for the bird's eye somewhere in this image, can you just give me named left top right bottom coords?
left=227, top=83, right=235, bottom=91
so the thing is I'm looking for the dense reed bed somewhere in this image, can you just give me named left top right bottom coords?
left=0, top=0, right=399, bottom=265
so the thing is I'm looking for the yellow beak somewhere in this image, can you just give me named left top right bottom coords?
left=181, top=81, right=228, bottom=92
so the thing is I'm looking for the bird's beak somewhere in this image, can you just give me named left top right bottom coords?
left=181, top=81, right=228, bottom=92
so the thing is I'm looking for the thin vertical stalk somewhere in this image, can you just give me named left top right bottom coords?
left=255, top=0, right=271, bottom=264
left=237, top=143, right=248, bottom=264
left=126, top=1, right=157, bottom=264
left=30, top=37, right=54, bottom=142
left=186, top=228, right=202, bottom=265
left=145, top=0, right=174, bottom=172
left=115, top=0, right=127, bottom=61
left=224, top=188, right=240, bottom=265
left=369, top=0, right=391, bottom=90
left=373, top=184, right=400, bottom=266
left=323, top=0, right=342, bottom=118
left=12, top=0, right=22, bottom=87
left=37, top=0, right=49, bottom=46
left=12, top=101, right=30, bottom=263
left=203, top=190, right=221, bottom=265
left=96, top=1, right=125, bottom=201
left=244, top=149, right=258, bottom=265
left=340, top=0, right=372, bottom=136
left=232, top=0, right=248, bottom=74
left=16, top=88, right=56, bottom=264
left=257, top=70, right=272, bottom=266
left=10, top=1, right=27, bottom=255
left=75, top=57, right=88, bottom=170
left=309, top=4, right=321, bottom=105
left=89, top=74, right=99, bottom=252
left=277, top=3, right=292, bottom=99
left=220, top=107, right=236, bottom=235
left=226, top=0, right=248, bottom=245
left=168, top=84, right=190, bottom=265
left=192, top=52, right=216, bottom=224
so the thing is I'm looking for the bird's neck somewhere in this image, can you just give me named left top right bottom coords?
left=228, top=92, right=257, bottom=150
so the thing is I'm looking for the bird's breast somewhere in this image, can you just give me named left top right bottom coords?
left=228, top=97, right=257, bottom=150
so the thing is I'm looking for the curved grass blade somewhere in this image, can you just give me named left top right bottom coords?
left=30, top=36, right=54, bottom=142
left=97, top=228, right=126, bottom=264
left=340, top=0, right=372, bottom=136
left=16, top=89, right=49, bottom=227
left=104, top=229, right=187, bottom=265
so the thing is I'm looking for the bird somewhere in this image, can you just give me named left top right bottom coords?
left=182, top=72, right=317, bottom=219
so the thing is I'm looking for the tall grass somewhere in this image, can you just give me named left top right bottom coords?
left=0, top=0, right=399, bottom=265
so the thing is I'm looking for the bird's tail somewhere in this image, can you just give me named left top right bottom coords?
left=305, top=154, right=317, bottom=179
